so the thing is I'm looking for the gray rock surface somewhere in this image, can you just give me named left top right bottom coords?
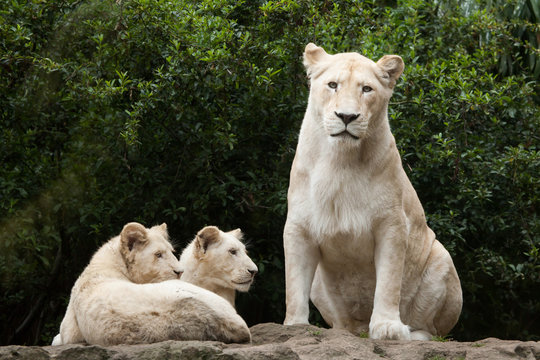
left=1, top=323, right=538, bottom=360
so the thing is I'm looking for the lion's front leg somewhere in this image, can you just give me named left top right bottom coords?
left=283, top=221, right=320, bottom=325
left=369, top=222, right=411, bottom=340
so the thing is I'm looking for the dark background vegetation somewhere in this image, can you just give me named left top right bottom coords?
left=1, top=0, right=538, bottom=345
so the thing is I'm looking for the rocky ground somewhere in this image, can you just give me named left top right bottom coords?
left=1, top=323, right=538, bottom=360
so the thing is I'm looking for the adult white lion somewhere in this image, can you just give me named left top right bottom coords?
left=52, top=222, right=251, bottom=346
left=283, top=43, right=462, bottom=340
left=179, top=226, right=258, bottom=308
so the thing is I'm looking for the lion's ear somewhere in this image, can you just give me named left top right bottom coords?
left=155, top=223, right=168, bottom=237
left=303, top=43, right=330, bottom=76
left=120, top=222, right=148, bottom=252
left=376, top=55, right=404, bottom=88
left=195, top=226, right=221, bottom=255
left=228, top=228, right=243, bottom=240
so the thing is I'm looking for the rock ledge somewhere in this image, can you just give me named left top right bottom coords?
left=2, top=323, right=538, bottom=360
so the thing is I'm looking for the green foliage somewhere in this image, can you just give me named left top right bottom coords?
left=432, top=334, right=452, bottom=342
left=1, top=0, right=538, bottom=344
left=358, top=331, right=370, bottom=339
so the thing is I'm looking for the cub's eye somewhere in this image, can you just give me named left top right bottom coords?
left=155, top=252, right=162, bottom=258
left=229, top=249, right=237, bottom=256
left=362, top=86, right=373, bottom=93
left=328, top=82, right=338, bottom=89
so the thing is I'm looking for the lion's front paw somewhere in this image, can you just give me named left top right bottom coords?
left=369, top=319, right=411, bottom=340
left=283, top=315, right=310, bottom=326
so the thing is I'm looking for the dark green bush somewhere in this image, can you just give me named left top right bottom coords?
left=1, top=0, right=538, bottom=344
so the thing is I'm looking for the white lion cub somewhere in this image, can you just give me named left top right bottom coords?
left=52, top=222, right=251, bottom=346
left=179, top=226, right=258, bottom=308
left=283, top=43, right=462, bottom=340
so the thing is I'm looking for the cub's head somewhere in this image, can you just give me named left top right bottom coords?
left=179, top=226, right=258, bottom=293
left=303, top=43, right=404, bottom=145
left=119, top=222, right=182, bottom=284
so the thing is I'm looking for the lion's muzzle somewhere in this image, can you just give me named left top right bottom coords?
left=335, top=112, right=359, bottom=125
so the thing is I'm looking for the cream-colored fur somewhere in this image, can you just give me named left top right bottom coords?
left=283, top=43, right=462, bottom=340
left=179, top=226, right=258, bottom=308
left=52, top=222, right=251, bottom=346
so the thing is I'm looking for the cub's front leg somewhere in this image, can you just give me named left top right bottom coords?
left=369, top=221, right=411, bottom=340
left=283, top=221, right=320, bottom=325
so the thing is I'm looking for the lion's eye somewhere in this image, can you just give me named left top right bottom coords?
left=155, top=252, right=162, bottom=258
left=328, top=82, right=338, bottom=89
left=362, top=86, right=373, bottom=93
left=229, top=249, right=237, bottom=256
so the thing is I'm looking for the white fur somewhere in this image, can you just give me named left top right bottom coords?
left=283, top=44, right=462, bottom=340
left=179, top=226, right=258, bottom=307
left=52, top=222, right=251, bottom=346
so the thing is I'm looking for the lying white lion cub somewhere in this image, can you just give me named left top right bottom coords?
left=283, top=43, right=462, bottom=340
left=179, top=226, right=258, bottom=308
left=52, top=222, right=251, bottom=346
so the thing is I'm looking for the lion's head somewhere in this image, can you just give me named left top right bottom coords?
left=119, top=222, right=182, bottom=284
left=303, top=43, right=404, bottom=145
left=179, top=226, right=258, bottom=294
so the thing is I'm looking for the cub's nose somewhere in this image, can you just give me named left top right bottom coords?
left=174, top=269, right=183, bottom=278
left=335, top=112, right=359, bottom=125
left=248, top=268, right=258, bottom=276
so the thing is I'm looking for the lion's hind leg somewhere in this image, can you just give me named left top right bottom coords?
left=54, top=300, right=85, bottom=345
left=407, top=241, right=462, bottom=338
left=311, top=267, right=371, bottom=335
left=410, top=329, right=432, bottom=340
left=433, top=259, right=462, bottom=336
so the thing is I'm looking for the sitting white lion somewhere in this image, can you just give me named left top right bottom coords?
left=283, top=43, right=462, bottom=340
left=179, top=226, right=258, bottom=308
left=52, top=222, right=251, bottom=346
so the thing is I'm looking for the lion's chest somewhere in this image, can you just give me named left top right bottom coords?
left=301, top=161, right=383, bottom=242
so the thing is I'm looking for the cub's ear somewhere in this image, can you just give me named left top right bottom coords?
left=120, top=222, right=148, bottom=252
left=155, top=223, right=168, bottom=237
left=303, top=43, right=330, bottom=76
left=227, top=228, right=243, bottom=240
left=195, top=226, right=221, bottom=255
left=376, top=55, right=404, bottom=88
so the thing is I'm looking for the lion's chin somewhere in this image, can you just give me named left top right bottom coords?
left=232, top=279, right=253, bottom=292
left=329, top=130, right=367, bottom=146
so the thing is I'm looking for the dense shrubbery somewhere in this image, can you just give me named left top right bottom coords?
left=1, top=0, right=538, bottom=344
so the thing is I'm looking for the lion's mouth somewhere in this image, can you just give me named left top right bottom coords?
left=233, top=279, right=253, bottom=286
left=330, top=130, right=359, bottom=140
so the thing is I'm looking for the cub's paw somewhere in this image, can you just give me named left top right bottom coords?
left=51, top=334, right=62, bottom=346
left=369, top=320, right=411, bottom=340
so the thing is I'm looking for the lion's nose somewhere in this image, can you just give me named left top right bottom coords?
left=174, top=270, right=183, bottom=277
left=335, top=112, right=359, bottom=125
left=248, top=268, right=258, bottom=276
